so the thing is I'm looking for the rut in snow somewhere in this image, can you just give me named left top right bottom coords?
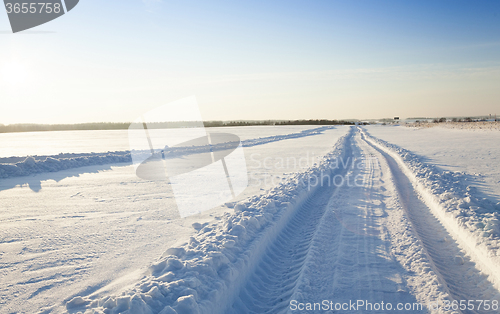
left=228, top=129, right=500, bottom=314
left=226, top=136, right=354, bottom=314
left=362, top=132, right=499, bottom=314
left=284, top=132, right=423, bottom=313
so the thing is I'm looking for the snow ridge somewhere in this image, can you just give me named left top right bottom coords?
left=64, top=128, right=353, bottom=314
left=0, top=127, right=334, bottom=179
left=0, top=153, right=132, bottom=179
left=361, top=127, right=500, bottom=291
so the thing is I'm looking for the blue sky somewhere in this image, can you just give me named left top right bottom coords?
left=1, top=0, right=500, bottom=123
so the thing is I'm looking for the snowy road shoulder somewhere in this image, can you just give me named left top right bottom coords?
left=361, top=127, right=500, bottom=293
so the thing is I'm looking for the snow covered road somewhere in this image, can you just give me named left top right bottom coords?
left=72, top=127, right=500, bottom=314
left=2, top=126, right=500, bottom=314
left=226, top=129, right=497, bottom=313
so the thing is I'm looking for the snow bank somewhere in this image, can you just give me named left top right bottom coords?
left=0, top=152, right=132, bottom=179
left=63, top=128, right=353, bottom=314
left=361, top=127, right=500, bottom=290
left=241, top=125, right=333, bottom=147
left=0, top=127, right=334, bottom=180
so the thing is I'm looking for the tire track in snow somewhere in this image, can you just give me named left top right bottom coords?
left=326, top=138, right=410, bottom=304
left=228, top=130, right=439, bottom=314
left=289, top=132, right=423, bottom=313
left=361, top=131, right=499, bottom=314
left=226, top=136, right=354, bottom=314
left=229, top=187, right=333, bottom=314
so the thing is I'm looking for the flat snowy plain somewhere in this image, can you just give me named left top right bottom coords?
left=1, top=125, right=500, bottom=314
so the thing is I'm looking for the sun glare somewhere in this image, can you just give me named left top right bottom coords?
left=1, top=61, right=30, bottom=86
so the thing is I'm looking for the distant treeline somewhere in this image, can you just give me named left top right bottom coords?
left=0, top=122, right=131, bottom=133
left=408, top=115, right=497, bottom=121
left=412, top=117, right=498, bottom=123
left=205, top=120, right=357, bottom=127
left=0, top=120, right=358, bottom=133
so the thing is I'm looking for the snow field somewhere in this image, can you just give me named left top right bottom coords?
left=0, top=126, right=323, bottom=159
left=364, top=125, right=500, bottom=201
left=0, top=127, right=333, bottom=179
left=408, top=122, right=500, bottom=132
left=361, top=128, right=500, bottom=294
left=64, top=130, right=353, bottom=313
left=0, top=126, right=348, bottom=314
left=4, top=125, right=500, bottom=313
